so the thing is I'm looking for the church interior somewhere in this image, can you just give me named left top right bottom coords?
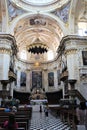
left=0, top=0, right=87, bottom=130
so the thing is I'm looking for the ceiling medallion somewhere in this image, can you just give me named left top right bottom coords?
left=27, top=38, right=48, bottom=54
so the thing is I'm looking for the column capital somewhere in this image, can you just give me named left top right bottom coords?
left=65, top=48, right=77, bottom=55
left=0, top=34, right=18, bottom=55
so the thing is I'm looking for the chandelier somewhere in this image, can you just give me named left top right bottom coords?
left=27, top=38, right=48, bottom=54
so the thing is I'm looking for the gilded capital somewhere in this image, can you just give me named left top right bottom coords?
left=65, top=48, right=77, bottom=55
left=0, top=48, right=11, bottom=54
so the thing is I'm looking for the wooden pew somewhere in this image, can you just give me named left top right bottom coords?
left=49, top=105, right=78, bottom=130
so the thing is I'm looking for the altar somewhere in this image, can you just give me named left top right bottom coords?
left=30, top=99, right=48, bottom=105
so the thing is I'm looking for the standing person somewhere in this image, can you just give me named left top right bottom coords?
left=3, top=113, right=18, bottom=130
left=45, top=104, right=49, bottom=117
left=40, top=105, right=42, bottom=112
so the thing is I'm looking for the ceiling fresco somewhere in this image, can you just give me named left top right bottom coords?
left=7, top=0, right=71, bottom=62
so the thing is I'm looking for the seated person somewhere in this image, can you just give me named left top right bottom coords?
left=12, top=106, right=17, bottom=112
left=3, top=113, right=18, bottom=130
left=4, top=105, right=11, bottom=112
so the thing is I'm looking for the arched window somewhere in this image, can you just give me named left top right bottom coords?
left=20, top=50, right=27, bottom=60
left=78, top=22, right=87, bottom=36
left=47, top=50, right=54, bottom=60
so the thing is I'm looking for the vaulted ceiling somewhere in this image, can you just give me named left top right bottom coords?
left=1, top=0, right=71, bottom=62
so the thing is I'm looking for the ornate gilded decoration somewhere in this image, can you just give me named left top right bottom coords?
left=0, top=48, right=11, bottom=54
left=0, top=34, right=18, bottom=55
left=27, top=38, right=48, bottom=54
left=65, top=49, right=77, bottom=55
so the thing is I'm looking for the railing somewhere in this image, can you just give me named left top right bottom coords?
left=68, top=89, right=86, bottom=101
left=60, top=71, right=68, bottom=81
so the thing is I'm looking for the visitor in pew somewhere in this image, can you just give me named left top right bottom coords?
left=4, top=105, right=11, bottom=112
left=12, top=106, right=17, bottom=112
left=3, top=113, right=18, bottom=130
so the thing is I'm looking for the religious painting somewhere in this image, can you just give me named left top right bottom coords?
left=48, top=72, right=54, bottom=86
left=14, top=70, right=17, bottom=86
left=82, top=51, right=87, bottom=65
left=20, top=72, right=26, bottom=87
left=30, top=17, right=46, bottom=26
left=57, top=70, right=61, bottom=85
left=32, top=71, right=42, bottom=88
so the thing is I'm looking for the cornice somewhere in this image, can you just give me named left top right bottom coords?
left=0, top=34, right=18, bottom=55
left=60, top=35, right=87, bottom=45
left=0, top=34, right=16, bottom=44
left=57, top=35, right=87, bottom=54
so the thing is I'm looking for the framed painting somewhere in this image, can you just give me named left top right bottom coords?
left=57, top=70, right=61, bottom=85
left=48, top=72, right=54, bottom=86
left=14, top=70, right=17, bottom=86
left=20, top=72, right=26, bottom=87
left=82, top=51, right=87, bottom=65
left=32, top=71, right=42, bottom=88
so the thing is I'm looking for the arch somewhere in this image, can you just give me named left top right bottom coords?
left=69, top=0, right=84, bottom=34
left=8, top=12, right=68, bottom=36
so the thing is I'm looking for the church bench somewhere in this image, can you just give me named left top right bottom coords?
left=0, top=128, right=25, bottom=130
left=0, top=117, right=29, bottom=130
left=0, top=121, right=27, bottom=130
left=49, top=106, right=78, bottom=130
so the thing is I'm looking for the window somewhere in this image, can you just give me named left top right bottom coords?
left=78, top=22, right=87, bottom=36
left=20, top=50, right=27, bottom=60
left=47, top=50, right=54, bottom=60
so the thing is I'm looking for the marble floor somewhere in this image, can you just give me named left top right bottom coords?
left=29, top=105, right=71, bottom=130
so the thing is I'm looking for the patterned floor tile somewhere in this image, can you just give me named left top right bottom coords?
left=29, top=111, right=71, bottom=130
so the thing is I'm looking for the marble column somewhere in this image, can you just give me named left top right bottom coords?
left=17, top=69, right=21, bottom=89
left=10, top=82, right=14, bottom=97
left=58, top=35, right=87, bottom=90
left=0, top=34, right=17, bottom=81
left=26, top=70, right=31, bottom=92
left=43, top=69, right=48, bottom=91
left=66, top=49, right=78, bottom=80
left=54, top=69, right=58, bottom=90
